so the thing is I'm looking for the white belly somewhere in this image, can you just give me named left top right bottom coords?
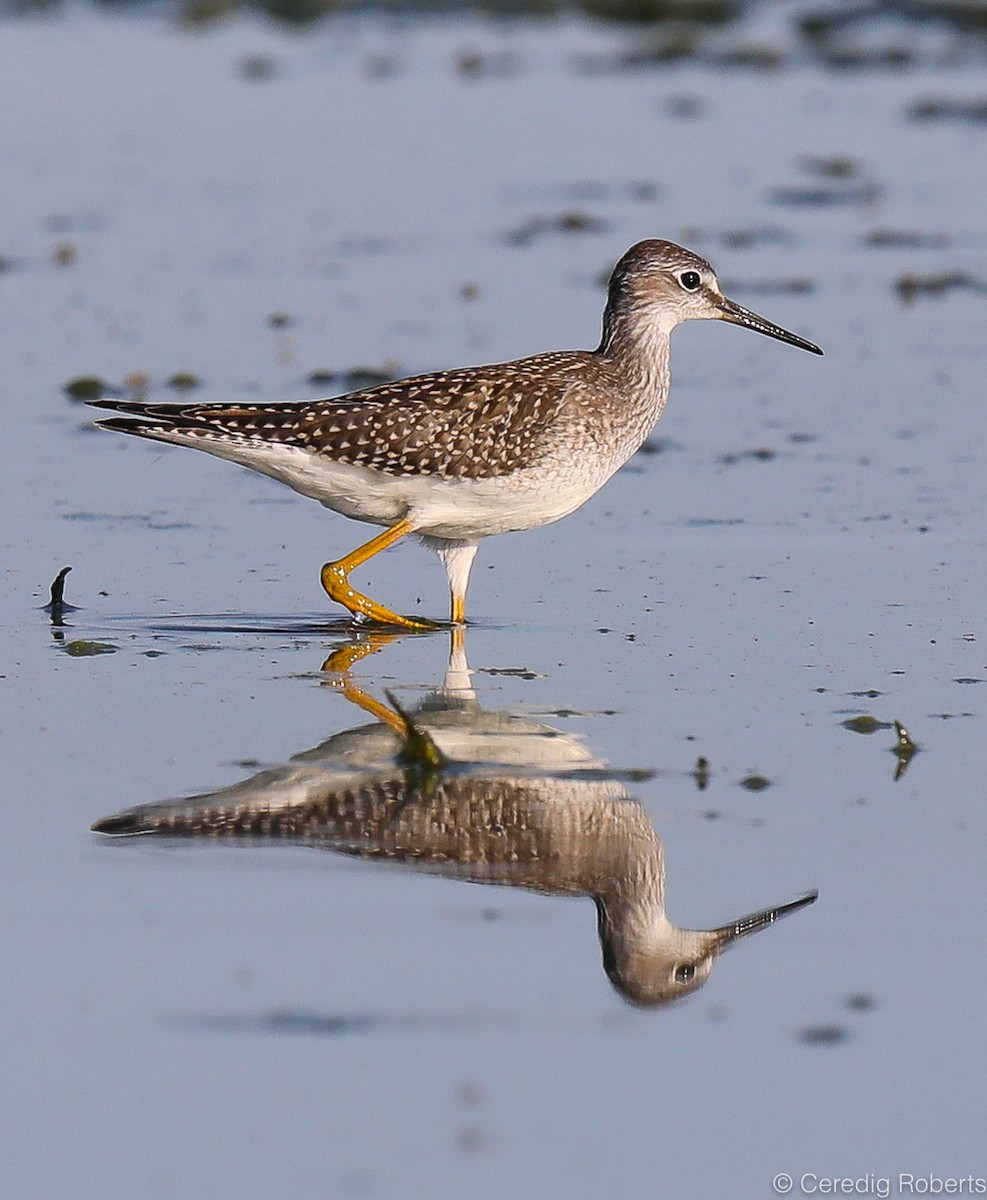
left=182, top=437, right=613, bottom=540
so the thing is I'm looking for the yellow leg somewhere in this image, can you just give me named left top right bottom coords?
left=321, top=519, right=440, bottom=630
left=451, top=592, right=466, bottom=625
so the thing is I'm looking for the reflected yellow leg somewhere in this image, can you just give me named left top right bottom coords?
left=321, top=631, right=398, bottom=675
left=322, top=626, right=466, bottom=745
left=320, top=519, right=440, bottom=630
left=450, top=623, right=465, bottom=658
left=320, top=633, right=406, bottom=732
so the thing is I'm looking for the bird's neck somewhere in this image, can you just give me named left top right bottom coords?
left=595, top=311, right=673, bottom=445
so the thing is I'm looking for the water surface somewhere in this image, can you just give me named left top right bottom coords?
left=3, top=6, right=986, bottom=1197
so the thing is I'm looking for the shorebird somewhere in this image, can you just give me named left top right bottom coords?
left=90, top=239, right=821, bottom=627
left=92, top=636, right=818, bottom=1006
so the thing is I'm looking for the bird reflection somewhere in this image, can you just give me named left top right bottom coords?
left=92, top=631, right=816, bottom=1007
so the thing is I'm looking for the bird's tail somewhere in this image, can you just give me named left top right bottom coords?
left=87, top=396, right=308, bottom=447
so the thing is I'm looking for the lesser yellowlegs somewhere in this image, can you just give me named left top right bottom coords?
left=91, top=239, right=821, bottom=627
left=91, top=634, right=818, bottom=1006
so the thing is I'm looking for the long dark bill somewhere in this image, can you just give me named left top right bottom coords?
left=717, top=296, right=823, bottom=355
left=710, top=889, right=819, bottom=950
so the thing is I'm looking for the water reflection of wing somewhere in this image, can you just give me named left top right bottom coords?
left=93, top=642, right=816, bottom=1007
left=92, top=704, right=641, bottom=900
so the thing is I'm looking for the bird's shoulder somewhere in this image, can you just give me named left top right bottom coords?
left=302, top=350, right=602, bottom=420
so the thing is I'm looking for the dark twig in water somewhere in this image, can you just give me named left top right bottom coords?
left=44, top=565, right=77, bottom=624
left=384, top=689, right=448, bottom=771
left=384, top=689, right=448, bottom=810
left=892, top=720, right=919, bottom=782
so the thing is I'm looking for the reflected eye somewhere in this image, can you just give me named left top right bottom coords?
left=673, top=962, right=696, bottom=984
left=678, top=270, right=702, bottom=292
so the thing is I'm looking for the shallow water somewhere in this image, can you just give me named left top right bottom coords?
left=3, top=5, right=986, bottom=1198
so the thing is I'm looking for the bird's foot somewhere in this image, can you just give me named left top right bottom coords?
left=320, top=561, right=441, bottom=631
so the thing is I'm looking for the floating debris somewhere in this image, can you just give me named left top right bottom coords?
left=44, top=565, right=78, bottom=624
left=51, top=241, right=77, bottom=267
left=893, top=720, right=917, bottom=753
left=253, top=0, right=334, bottom=25
left=693, top=756, right=710, bottom=790
left=178, top=0, right=238, bottom=26
left=770, top=182, right=881, bottom=208
left=896, top=271, right=987, bottom=305
left=841, top=715, right=890, bottom=734
left=306, top=366, right=397, bottom=391
left=720, top=225, right=796, bottom=249
left=167, top=372, right=201, bottom=391
left=738, top=773, right=771, bottom=792
left=845, top=992, right=877, bottom=1012
left=864, top=229, right=950, bottom=249
left=237, top=53, right=279, bottom=81
left=800, top=154, right=860, bottom=179
left=719, top=446, right=777, bottom=465
left=798, top=1022, right=850, bottom=1046
left=723, top=277, right=814, bottom=296
left=259, top=1008, right=377, bottom=1035
left=664, top=94, right=704, bottom=118
left=576, top=0, right=739, bottom=22
left=59, top=640, right=118, bottom=657
left=386, top=690, right=447, bottom=773
left=572, top=27, right=702, bottom=72
left=363, top=53, right=401, bottom=80
left=454, top=47, right=520, bottom=80
left=506, top=179, right=658, bottom=204
left=504, top=210, right=607, bottom=247
left=907, top=96, right=987, bottom=124
left=48, top=565, right=72, bottom=606
left=123, top=371, right=151, bottom=400
left=346, top=366, right=399, bottom=389
left=892, top=719, right=919, bottom=781
left=169, top=1007, right=508, bottom=1037
left=45, top=211, right=105, bottom=234
left=712, top=43, right=785, bottom=70
left=770, top=156, right=881, bottom=208
left=480, top=666, right=543, bottom=680
left=817, top=45, right=913, bottom=70
left=63, top=376, right=107, bottom=402
left=637, top=436, right=683, bottom=456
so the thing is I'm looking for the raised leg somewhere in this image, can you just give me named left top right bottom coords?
left=321, top=519, right=440, bottom=630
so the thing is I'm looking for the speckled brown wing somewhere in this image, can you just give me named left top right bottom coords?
left=91, top=350, right=600, bottom=481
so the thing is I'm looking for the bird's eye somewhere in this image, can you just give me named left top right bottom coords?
left=678, top=270, right=702, bottom=292
left=673, top=962, right=696, bottom=984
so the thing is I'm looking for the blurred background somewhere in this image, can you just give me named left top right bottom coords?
left=3, top=2, right=986, bottom=1198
